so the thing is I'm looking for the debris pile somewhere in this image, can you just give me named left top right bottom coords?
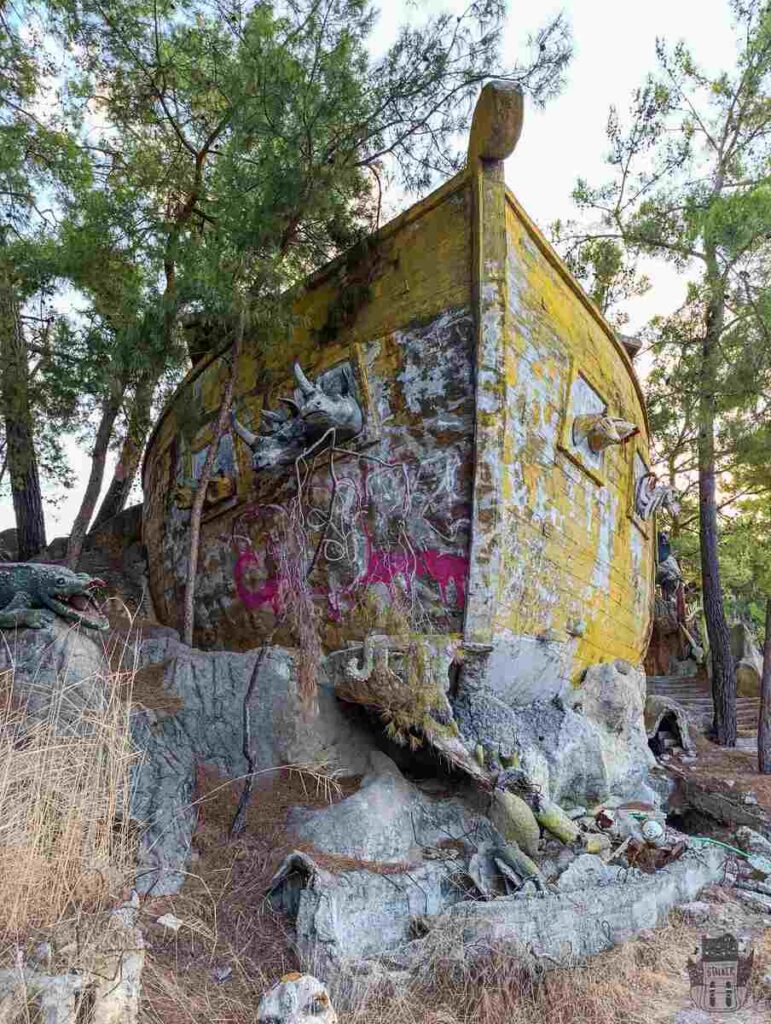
left=269, top=750, right=728, bottom=975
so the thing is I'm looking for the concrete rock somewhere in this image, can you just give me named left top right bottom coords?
left=571, top=661, right=657, bottom=803
left=257, top=973, right=337, bottom=1023
left=488, top=790, right=540, bottom=858
left=731, top=622, right=764, bottom=696
left=454, top=659, right=657, bottom=808
left=397, top=844, right=727, bottom=971
left=645, top=695, right=695, bottom=754
left=735, top=826, right=771, bottom=859
left=288, top=752, right=499, bottom=864
left=269, top=849, right=461, bottom=971
left=556, top=853, right=632, bottom=892
left=0, top=617, right=107, bottom=728
left=132, top=640, right=373, bottom=895
left=271, top=832, right=726, bottom=974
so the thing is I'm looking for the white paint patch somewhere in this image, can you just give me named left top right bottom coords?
left=591, top=490, right=617, bottom=593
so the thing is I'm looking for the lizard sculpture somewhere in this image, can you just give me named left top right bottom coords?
left=0, top=563, right=108, bottom=630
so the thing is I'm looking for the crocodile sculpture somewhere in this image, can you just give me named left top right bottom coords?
left=0, top=563, right=108, bottom=630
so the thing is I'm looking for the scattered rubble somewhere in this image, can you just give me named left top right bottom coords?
left=268, top=748, right=731, bottom=976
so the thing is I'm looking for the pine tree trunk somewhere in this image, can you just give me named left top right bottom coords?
left=0, top=268, right=46, bottom=560
left=92, top=377, right=154, bottom=529
left=699, top=259, right=736, bottom=746
left=182, top=306, right=245, bottom=647
left=66, top=383, right=124, bottom=569
left=759, top=597, right=771, bottom=773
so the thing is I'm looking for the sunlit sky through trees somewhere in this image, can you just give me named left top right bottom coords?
left=0, top=0, right=737, bottom=537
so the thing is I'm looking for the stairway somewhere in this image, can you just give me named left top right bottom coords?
left=647, top=674, right=761, bottom=734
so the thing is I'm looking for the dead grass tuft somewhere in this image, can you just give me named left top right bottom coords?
left=340, top=915, right=771, bottom=1024
left=139, top=763, right=360, bottom=1024
left=0, top=631, right=138, bottom=948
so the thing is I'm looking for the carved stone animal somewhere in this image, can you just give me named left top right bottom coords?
left=635, top=474, right=680, bottom=521
left=257, top=973, right=337, bottom=1024
left=572, top=413, right=638, bottom=453
left=293, top=362, right=362, bottom=440
left=0, top=563, right=108, bottom=630
left=231, top=362, right=363, bottom=471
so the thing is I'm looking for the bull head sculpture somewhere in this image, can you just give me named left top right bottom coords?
left=572, top=413, right=639, bottom=453
left=231, top=361, right=364, bottom=471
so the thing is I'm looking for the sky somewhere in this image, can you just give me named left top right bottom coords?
left=0, top=0, right=738, bottom=538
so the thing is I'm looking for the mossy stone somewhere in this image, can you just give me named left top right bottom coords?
left=490, top=790, right=541, bottom=858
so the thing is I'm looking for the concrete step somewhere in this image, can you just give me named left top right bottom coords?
left=647, top=672, right=760, bottom=733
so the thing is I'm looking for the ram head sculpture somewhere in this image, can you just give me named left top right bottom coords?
left=572, top=413, right=639, bottom=453
left=231, top=361, right=364, bottom=471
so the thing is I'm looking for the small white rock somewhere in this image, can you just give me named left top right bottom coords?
left=156, top=913, right=184, bottom=933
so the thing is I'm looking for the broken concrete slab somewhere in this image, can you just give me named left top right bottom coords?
left=397, top=843, right=726, bottom=970
left=269, top=849, right=463, bottom=970
left=271, top=829, right=726, bottom=976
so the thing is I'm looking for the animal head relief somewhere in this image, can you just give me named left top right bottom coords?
left=231, top=361, right=364, bottom=471
left=572, top=413, right=638, bottom=453
left=635, top=473, right=681, bottom=521
left=0, top=563, right=109, bottom=630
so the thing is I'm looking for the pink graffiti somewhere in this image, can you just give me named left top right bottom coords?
left=234, top=550, right=283, bottom=613
left=360, top=548, right=468, bottom=608
left=234, top=545, right=468, bottom=613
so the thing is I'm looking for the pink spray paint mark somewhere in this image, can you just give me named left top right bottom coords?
left=234, top=550, right=283, bottom=614
left=359, top=547, right=468, bottom=608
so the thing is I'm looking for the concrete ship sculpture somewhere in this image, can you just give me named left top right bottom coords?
left=143, top=81, right=656, bottom=706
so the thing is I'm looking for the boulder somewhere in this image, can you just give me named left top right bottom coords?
left=453, top=659, right=657, bottom=808
left=734, top=826, right=771, bottom=860
left=571, top=660, right=656, bottom=800
left=257, top=973, right=337, bottom=1023
left=731, top=622, right=764, bottom=696
left=0, top=617, right=107, bottom=728
left=288, top=751, right=499, bottom=864
left=132, top=638, right=373, bottom=895
left=0, top=527, right=18, bottom=560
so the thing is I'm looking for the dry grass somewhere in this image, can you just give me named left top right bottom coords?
left=338, top=914, right=771, bottom=1024
left=139, top=763, right=360, bottom=1024
left=0, top=632, right=138, bottom=948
